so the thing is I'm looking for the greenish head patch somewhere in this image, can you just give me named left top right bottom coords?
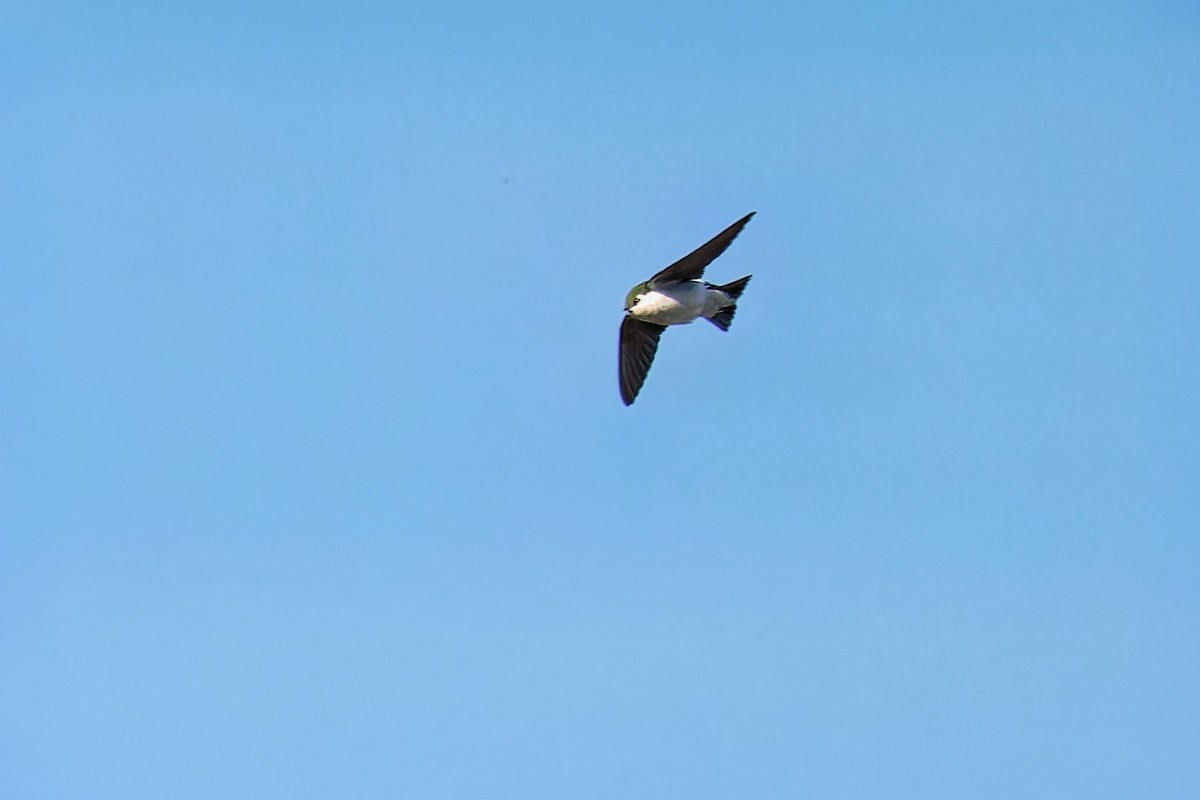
left=625, top=281, right=649, bottom=310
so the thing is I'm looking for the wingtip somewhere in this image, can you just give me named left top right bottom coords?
left=726, top=211, right=756, bottom=240
left=620, top=378, right=636, bottom=406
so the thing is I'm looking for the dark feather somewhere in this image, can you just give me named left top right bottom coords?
left=709, top=274, right=752, bottom=301
left=619, top=317, right=667, bottom=406
left=648, top=212, right=755, bottom=287
left=707, top=306, right=736, bottom=331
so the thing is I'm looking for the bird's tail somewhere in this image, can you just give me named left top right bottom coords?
left=714, top=275, right=751, bottom=300
left=707, top=275, right=751, bottom=331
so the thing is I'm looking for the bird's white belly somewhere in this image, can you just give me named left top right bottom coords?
left=630, top=282, right=709, bottom=326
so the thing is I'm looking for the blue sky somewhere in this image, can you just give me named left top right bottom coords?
left=3, top=1, right=1198, bottom=797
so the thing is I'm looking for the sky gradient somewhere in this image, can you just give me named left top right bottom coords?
left=3, top=2, right=1199, bottom=797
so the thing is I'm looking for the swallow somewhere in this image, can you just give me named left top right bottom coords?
left=619, top=212, right=754, bottom=405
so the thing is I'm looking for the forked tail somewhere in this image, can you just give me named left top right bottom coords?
left=707, top=275, right=751, bottom=331
left=714, top=275, right=751, bottom=300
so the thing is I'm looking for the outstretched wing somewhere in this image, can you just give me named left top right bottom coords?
left=648, top=212, right=755, bottom=288
left=619, top=317, right=667, bottom=406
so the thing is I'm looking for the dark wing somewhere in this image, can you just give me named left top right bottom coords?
left=619, top=317, right=667, bottom=406
left=647, top=212, right=755, bottom=288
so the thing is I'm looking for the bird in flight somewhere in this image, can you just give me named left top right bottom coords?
left=619, top=212, right=755, bottom=406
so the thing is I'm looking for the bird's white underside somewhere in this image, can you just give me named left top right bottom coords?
left=628, top=281, right=732, bottom=326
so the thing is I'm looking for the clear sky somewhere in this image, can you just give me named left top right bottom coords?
left=3, top=1, right=1198, bottom=797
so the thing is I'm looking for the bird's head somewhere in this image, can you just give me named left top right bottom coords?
left=624, top=281, right=649, bottom=310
